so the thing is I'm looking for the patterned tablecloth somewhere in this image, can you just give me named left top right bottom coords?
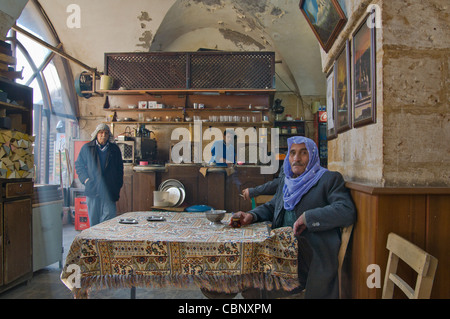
left=60, top=212, right=299, bottom=298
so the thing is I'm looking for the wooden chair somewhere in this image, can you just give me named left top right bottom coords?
left=382, top=232, right=438, bottom=299
left=252, top=195, right=274, bottom=208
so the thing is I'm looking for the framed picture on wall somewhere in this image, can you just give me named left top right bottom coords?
left=334, top=40, right=352, bottom=133
left=326, top=69, right=337, bottom=139
left=299, top=0, right=347, bottom=52
left=352, top=11, right=376, bottom=127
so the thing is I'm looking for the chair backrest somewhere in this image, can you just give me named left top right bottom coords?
left=252, top=195, right=274, bottom=209
left=382, top=232, right=438, bottom=299
left=338, top=224, right=353, bottom=299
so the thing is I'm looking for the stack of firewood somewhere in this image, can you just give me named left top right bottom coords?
left=0, top=129, right=34, bottom=179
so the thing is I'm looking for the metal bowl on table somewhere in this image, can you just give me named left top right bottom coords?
left=205, top=210, right=226, bottom=225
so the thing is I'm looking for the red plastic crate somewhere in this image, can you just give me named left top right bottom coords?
left=74, top=196, right=90, bottom=230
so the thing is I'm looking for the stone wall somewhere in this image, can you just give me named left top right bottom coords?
left=381, top=0, right=449, bottom=186
left=322, top=0, right=449, bottom=186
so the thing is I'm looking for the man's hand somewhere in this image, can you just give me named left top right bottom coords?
left=241, top=188, right=251, bottom=201
left=293, top=213, right=307, bottom=236
left=229, top=211, right=253, bottom=227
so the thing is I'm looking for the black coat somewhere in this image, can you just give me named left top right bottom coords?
left=75, top=140, right=124, bottom=202
left=250, top=171, right=356, bottom=298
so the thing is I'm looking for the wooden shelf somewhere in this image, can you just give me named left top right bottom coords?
left=91, top=89, right=276, bottom=96
left=107, top=121, right=270, bottom=126
left=104, top=107, right=269, bottom=112
left=0, top=101, right=29, bottom=112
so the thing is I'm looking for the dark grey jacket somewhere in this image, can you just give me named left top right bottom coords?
left=250, top=171, right=356, bottom=298
left=75, top=140, right=124, bottom=202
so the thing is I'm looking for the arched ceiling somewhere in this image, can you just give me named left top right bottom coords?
left=36, top=0, right=326, bottom=96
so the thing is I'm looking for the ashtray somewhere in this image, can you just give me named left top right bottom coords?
left=119, top=218, right=138, bottom=224
left=147, top=216, right=166, bottom=222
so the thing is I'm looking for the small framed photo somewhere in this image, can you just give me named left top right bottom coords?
left=138, top=101, right=148, bottom=109
left=326, top=69, right=337, bottom=139
left=352, top=11, right=376, bottom=127
left=334, top=40, right=352, bottom=133
left=299, top=0, right=347, bottom=52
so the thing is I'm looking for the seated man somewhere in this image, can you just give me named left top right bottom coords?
left=231, top=136, right=356, bottom=299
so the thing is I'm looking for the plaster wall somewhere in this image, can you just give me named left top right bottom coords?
left=0, top=0, right=28, bottom=40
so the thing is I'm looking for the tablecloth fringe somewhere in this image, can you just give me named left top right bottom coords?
left=74, top=273, right=299, bottom=298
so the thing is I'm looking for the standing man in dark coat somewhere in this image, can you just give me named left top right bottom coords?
left=75, top=123, right=123, bottom=226
left=232, top=136, right=356, bottom=299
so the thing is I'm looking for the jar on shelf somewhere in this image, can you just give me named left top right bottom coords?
left=291, top=126, right=297, bottom=134
left=281, top=126, right=288, bottom=134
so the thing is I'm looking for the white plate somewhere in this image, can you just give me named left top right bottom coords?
left=159, top=179, right=185, bottom=191
left=164, top=186, right=181, bottom=206
left=177, top=187, right=185, bottom=207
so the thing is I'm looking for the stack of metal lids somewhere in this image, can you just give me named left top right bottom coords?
left=158, top=179, right=185, bottom=207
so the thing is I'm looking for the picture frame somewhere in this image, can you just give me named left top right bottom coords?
left=352, top=11, right=376, bottom=127
left=299, top=0, right=347, bottom=52
left=326, top=69, right=337, bottom=139
left=334, top=40, right=352, bottom=133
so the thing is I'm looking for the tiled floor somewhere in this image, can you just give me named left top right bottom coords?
left=0, top=224, right=215, bottom=299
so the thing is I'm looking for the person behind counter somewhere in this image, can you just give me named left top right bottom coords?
left=210, top=129, right=236, bottom=166
left=231, top=136, right=356, bottom=299
left=75, top=123, right=124, bottom=227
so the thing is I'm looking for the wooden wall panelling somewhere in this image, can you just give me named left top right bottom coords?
left=347, top=183, right=450, bottom=299
left=205, top=171, right=226, bottom=210
left=426, top=195, right=450, bottom=299
left=349, top=189, right=378, bottom=299
left=132, top=171, right=157, bottom=211
left=116, top=164, right=133, bottom=214
left=377, top=194, right=427, bottom=299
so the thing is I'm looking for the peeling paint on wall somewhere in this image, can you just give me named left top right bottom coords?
left=219, top=28, right=265, bottom=50
left=137, top=30, right=153, bottom=50
left=138, top=11, right=152, bottom=22
left=191, top=0, right=223, bottom=6
left=137, top=11, right=153, bottom=50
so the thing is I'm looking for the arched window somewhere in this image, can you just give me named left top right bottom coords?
left=7, top=0, right=79, bottom=187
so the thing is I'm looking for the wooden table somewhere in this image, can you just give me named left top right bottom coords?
left=60, top=212, right=300, bottom=298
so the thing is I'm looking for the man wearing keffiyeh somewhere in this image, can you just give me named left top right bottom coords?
left=232, top=136, right=356, bottom=299
left=75, top=124, right=124, bottom=226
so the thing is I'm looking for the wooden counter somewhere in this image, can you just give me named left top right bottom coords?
left=345, top=182, right=450, bottom=299
left=117, top=164, right=275, bottom=215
